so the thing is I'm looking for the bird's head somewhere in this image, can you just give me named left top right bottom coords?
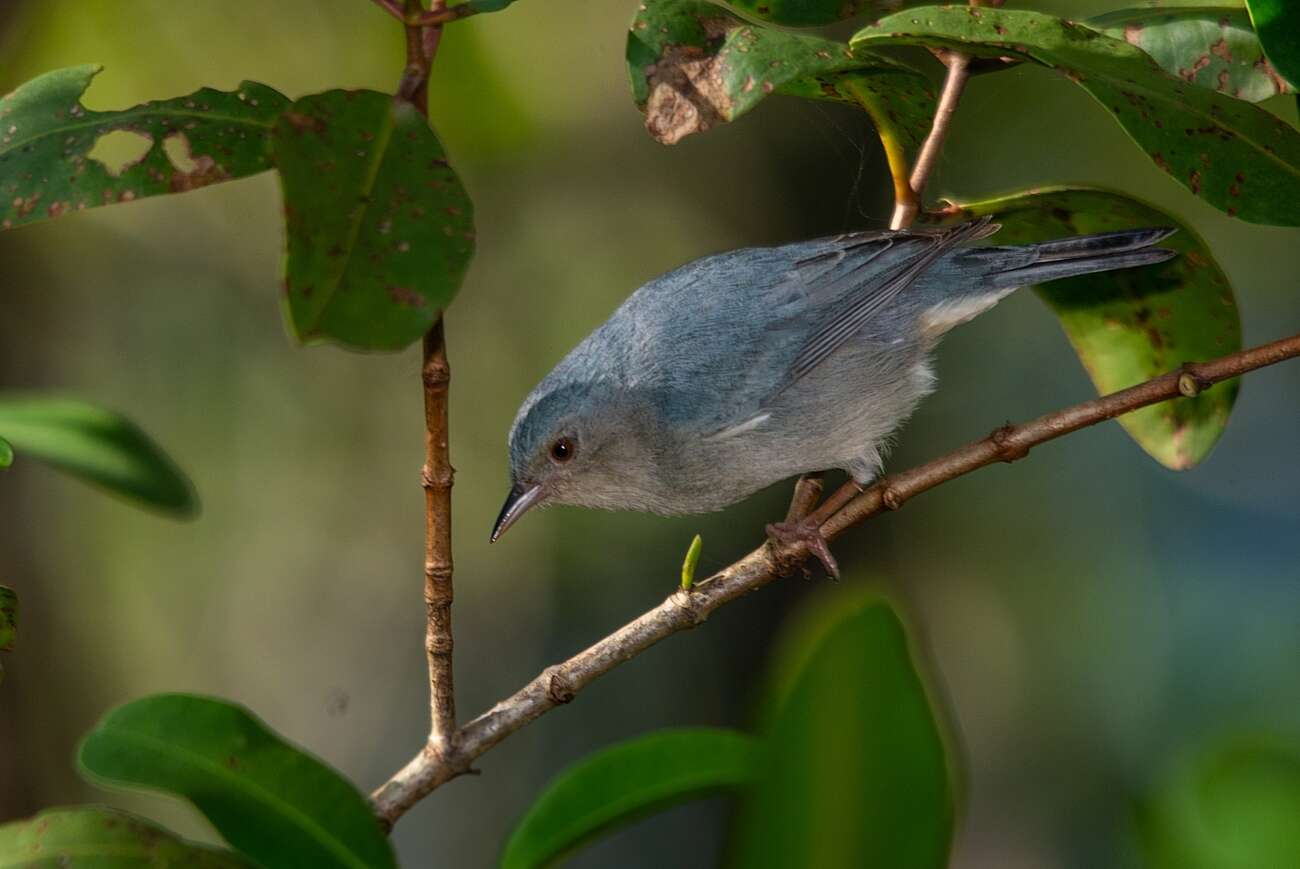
left=492, top=381, right=664, bottom=541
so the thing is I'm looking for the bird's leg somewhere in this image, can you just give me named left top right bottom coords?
left=766, top=473, right=863, bottom=580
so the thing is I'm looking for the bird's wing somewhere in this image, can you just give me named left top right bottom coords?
left=770, top=217, right=998, bottom=396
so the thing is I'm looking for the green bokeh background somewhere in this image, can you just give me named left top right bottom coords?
left=1, top=2, right=1297, bottom=866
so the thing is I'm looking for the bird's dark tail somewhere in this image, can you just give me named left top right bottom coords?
left=968, top=226, right=1178, bottom=291
left=917, top=226, right=1177, bottom=336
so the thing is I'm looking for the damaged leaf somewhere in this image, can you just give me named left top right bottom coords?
left=720, top=0, right=922, bottom=29
left=1090, top=7, right=1294, bottom=103
left=852, top=7, right=1300, bottom=226
left=273, top=90, right=475, bottom=351
left=0, top=394, right=197, bottom=516
left=0, top=807, right=252, bottom=867
left=1245, top=0, right=1300, bottom=87
left=0, top=65, right=287, bottom=231
left=0, top=585, right=14, bottom=686
left=932, top=187, right=1241, bottom=470
left=628, top=0, right=935, bottom=149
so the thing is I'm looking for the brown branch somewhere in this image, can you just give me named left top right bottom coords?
left=890, top=51, right=971, bottom=230
left=371, top=330, right=1300, bottom=827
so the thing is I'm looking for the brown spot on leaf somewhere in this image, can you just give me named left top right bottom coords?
left=643, top=18, right=739, bottom=145
left=386, top=284, right=425, bottom=307
left=1123, top=23, right=1142, bottom=46
left=1210, top=38, right=1232, bottom=62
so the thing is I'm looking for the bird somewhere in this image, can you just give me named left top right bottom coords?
left=491, top=217, right=1176, bottom=574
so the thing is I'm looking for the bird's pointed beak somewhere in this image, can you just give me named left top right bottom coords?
left=490, top=483, right=543, bottom=543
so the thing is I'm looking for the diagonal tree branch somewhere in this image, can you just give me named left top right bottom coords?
left=371, top=330, right=1300, bottom=827
left=890, top=50, right=971, bottom=230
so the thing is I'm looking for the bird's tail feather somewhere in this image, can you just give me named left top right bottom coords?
left=985, top=245, right=1177, bottom=291
left=917, top=226, right=1177, bottom=337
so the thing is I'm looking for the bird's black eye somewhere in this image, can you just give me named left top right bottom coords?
left=550, top=436, right=575, bottom=463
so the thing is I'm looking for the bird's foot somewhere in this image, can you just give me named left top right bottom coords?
left=765, top=517, right=840, bottom=580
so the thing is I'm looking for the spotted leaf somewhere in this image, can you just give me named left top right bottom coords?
left=1245, top=0, right=1300, bottom=87
left=273, top=90, right=475, bottom=351
left=1090, top=7, right=1294, bottom=103
left=0, top=65, right=287, bottom=230
left=932, top=187, right=1241, bottom=470
left=853, top=7, right=1300, bottom=226
left=628, top=0, right=935, bottom=152
left=720, top=0, right=929, bottom=28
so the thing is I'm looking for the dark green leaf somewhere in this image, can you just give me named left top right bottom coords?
left=720, top=0, right=923, bottom=28
left=1138, top=737, right=1300, bottom=869
left=0, top=395, right=196, bottom=516
left=78, top=694, right=397, bottom=869
left=852, top=7, right=1300, bottom=225
left=0, top=586, right=15, bottom=653
left=628, top=0, right=935, bottom=149
left=0, top=436, right=11, bottom=468
left=1246, top=0, right=1300, bottom=86
left=729, top=591, right=954, bottom=869
left=0, top=806, right=252, bottom=868
left=932, top=187, right=1240, bottom=470
left=502, top=728, right=759, bottom=869
left=273, top=90, right=475, bottom=351
left=0, top=66, right=287, bottom=231
left=0, top=585, right=15, bottom=687
left=1090, top=7, right=1294, bottom=103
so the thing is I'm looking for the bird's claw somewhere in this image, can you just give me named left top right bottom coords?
left=765, top=518, right=840, bottom=580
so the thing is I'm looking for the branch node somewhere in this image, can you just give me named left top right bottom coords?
left=991, top=424, right=1029, bottom=462
left=545, top=667, right=577, bottom=705
left=1177, top=365, right=1209, bottom=398
left=881, top=485, right=904, bottom=512
left=422, top=465, right=455, bottom=489
left=671, top=589, right=709, bottom=627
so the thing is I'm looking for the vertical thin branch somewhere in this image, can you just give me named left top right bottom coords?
left=889, top=52, right=971, bottom=230
left=401, top=0, right=458, bottom=754
left=422, top=321, right=456, bottom=749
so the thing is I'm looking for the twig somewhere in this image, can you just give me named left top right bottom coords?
left=398, top=0, right=461, bottom=796
left=890, top=52, right=971, bottom=230
left=370, top=0, right=406, bottom=20
left=371, top=331, right=1300, bottom=826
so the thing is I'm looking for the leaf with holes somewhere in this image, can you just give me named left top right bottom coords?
left=1090, top=7, right=1294, bottom=103
left=502, top=728, right=759, bottom=869
left=720, top=0, right=929, bottom=28
left=729, top=591, right=954, bottom=869
left=628, top=0, right=936, bottom=150
left=932, top=187, right=1240, bottom=470
left=78, top=694, right=398, bottom=869
left=0, top=806, right=252, bottom=868
left=0, top=65, right=287, bottom=231
left=1246, top=0, right=1300, bottom=86
left=273, top=90, right=475, bottom=350
left=0, top=394, right=197, bottom=515
left=0, top=585, right=15, bottom=687
left=852, top=7, right=1300, bottom=226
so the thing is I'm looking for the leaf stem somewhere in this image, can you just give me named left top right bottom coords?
left=890, top=51, right=970, bottom=230
left=371, top=330, right=1300, bottom=827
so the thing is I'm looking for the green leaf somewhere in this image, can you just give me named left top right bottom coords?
left=628, top=0, right=936, bottom=149
left=719, top=0, right=922, bottom=28
left=78, top=694, right=396, bottom=869
left=1246, top=0, right=1300, bottom=87
left=0, top=585, right=15, bottom=687
left=0, top=395, right=196, bottom=516
left=933, top=187, right=1241, bottom=470
left=729, top=591, right=954, bottom=869
left=1138, top=737, right=1300, bottom=869
left=0, top=806, right=252, bottom=868
left=272, top=90, right=475, bottom=351
left=1090, top=7, right=1294, bottom=103
left=0, top=65, right=287, bottom=231
left=0, top=437, right=11, bottom=469
left=852, top=7, right=1300, bottom=226
left=502, top=728, right=759, bottom=869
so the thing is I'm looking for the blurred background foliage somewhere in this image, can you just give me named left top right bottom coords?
left=0, top=1, right=1297, bottom=867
